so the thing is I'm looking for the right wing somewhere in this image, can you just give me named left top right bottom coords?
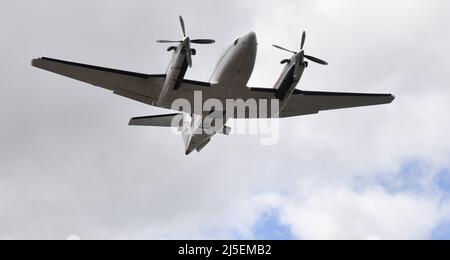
left=244, top=88, right=394, bottom=118
left=281, top=90, right=395, bottom=118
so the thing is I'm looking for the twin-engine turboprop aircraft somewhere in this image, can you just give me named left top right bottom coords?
left=32, top=16, right=394, bottom=155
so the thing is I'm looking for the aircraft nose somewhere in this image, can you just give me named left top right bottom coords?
left=242, top=31, right=257, bottom=45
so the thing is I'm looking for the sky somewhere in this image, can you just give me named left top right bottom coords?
left=1, top=0, right=450, bottom=240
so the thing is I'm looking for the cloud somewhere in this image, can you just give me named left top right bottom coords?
left=279, top=184, right=447, bottom=240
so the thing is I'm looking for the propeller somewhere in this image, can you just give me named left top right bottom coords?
left=157, top=16, right=215, bottom=67
left=273, top=31, right=328, bottom=66
left=301, top=31, right=306, bottom=50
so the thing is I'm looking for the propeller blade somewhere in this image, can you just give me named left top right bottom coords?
left=191, top=39, right=216, bottom=44
left=157, top=40, right=182, bottom=43
left=301, top=31, right=306, bottom=50
left=179, top=16, right=186, bottom=37
left=304, top=55, right=328, bottom=65
left=272, top=45, right=297, bottom=54
left=186, top=41, right=192, bottom=67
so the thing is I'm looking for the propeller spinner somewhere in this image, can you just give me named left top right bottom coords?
left=157, top=16, right=215, bottom=67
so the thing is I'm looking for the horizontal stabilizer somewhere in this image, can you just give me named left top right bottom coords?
left=129, top=113, right=183, bottom=127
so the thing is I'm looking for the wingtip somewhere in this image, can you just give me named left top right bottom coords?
left=389, top=94, right=396, bottom=103
left=31, top=57, right=50, bottom=68
left=128, top=118, right=137, bottom=126
left=31, top=57, right=41, bottom=67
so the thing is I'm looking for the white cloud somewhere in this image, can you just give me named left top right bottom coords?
left=246, top=0, right=450, bottom=239
left=278, top=184, right=447, bottom=240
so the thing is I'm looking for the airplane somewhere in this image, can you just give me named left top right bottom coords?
left=32, top=16, right=395, bottom=155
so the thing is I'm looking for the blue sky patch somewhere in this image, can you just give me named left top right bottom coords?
left=251, top=210, right=295, bottom=240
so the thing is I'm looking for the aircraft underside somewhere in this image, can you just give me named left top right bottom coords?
left=31, top=17, right=394, bottom=155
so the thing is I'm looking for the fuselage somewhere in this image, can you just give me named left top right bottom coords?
left=181, top=31, right=258, bottom=154
left=209, top=32, right=257, bottom=87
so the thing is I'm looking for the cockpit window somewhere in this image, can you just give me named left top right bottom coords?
left=234, top=38, right=239, bottom=46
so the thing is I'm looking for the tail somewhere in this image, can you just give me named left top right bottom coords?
left=130, top=113, right=230, bottom=155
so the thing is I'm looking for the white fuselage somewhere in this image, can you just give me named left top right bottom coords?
left=181, top=31, right=258, bottom=154
left=209, top=32, right=257, bottom=87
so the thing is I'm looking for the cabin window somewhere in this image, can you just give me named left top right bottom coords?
left=234, top=38, right=239, bottom=46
